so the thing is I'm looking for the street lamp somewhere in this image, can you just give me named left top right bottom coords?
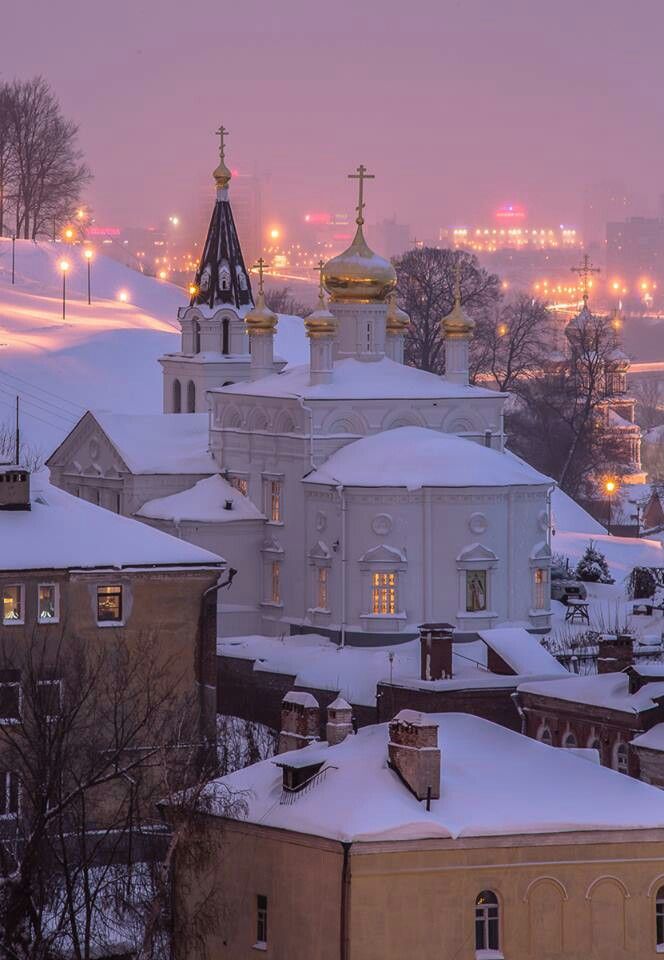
left=59, top=260, right=69, bottom=320
left=83, top=248, right=93, bottom=304
left=117, top=290, right=129, bottom=303
left=605, top=479, right=616, bottom=535
left=11, top=235, right=15, bottom=285
left=64, top=227, right=74, bottom=243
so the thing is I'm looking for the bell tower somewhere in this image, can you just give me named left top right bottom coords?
left=159, top=126, right=285, bottom=412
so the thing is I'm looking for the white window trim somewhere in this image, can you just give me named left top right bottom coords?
left=96, top=584, right=124, bottom=627
left=37, top=583, right=60, bottom=625
left=456, top=548, right=498, bottom=621
left=0, top=770, right=20, bottom=820
left=37, top=679, right=63, bottom=722
left=262, top=474, right=284, bottom=526
left=2, top=584, right=25, bottom=626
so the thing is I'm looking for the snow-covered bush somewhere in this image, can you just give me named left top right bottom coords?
left=575, top=540, right=613, bottom=584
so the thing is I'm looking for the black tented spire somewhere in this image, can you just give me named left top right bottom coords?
left=190, top=196, right=254, bottom=310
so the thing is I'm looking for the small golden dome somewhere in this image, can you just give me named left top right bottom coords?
left=386, top=294, right=410, bottom=335
left=245, top=291, right=278, bottom=335
left=213, top=123, right=232, bottom=190
left=305, top=291, right=337, bottom=338
left=442, top=269, right=475, bottom=340
left=323, top=223, right=397, bottom=303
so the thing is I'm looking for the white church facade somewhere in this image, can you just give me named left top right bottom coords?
left=47, top=137, right=554, bottom=643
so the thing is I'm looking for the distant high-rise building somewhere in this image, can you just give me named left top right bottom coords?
left=366, top=217, right=410, bottom=259
left=606, top=216, right=664, bottom=291
left=583, top=180, right=632, bottom=247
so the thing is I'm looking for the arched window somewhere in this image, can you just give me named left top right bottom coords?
left=615, top=742, right=629, bottom=775
left=656, top=886, right=664, bottom=948
left=186, top=380, right=196, bottom=413
left=173, top=379, right=181, bottom=414
left=564, top=732, right=577, bottom=748
left=539, top=727, right=552, bottom=745
left=222, top=317, right=230, bottom=355
left=475, top=891, right=499, bottom=952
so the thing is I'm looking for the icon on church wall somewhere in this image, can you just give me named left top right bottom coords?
left=466, top=570, right=487, bottom=612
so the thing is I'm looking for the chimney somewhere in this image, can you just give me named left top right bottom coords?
left=278, top=691, right=320, bottom=754
left=388, top=710, right=441, bottom=801
left=597, top=633, right=634, bottom=674
left=0, top=465, right=31, bottom=511
left=326, top=696, right=353, bottom=746
left=419, top=622, right=455, bottom=680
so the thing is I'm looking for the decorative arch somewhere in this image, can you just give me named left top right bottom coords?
left=441, top=407, right=484, bottom=434
left=530, top=540, right=552, bottom=561
left=246, top=406, right=270, bottom=432
left=646, top=875, right=664, bottom=898
left=456, top=542, right=498, bottom=564
left=523, top=876, right=569, bottom=903
left=585, top=875, right=631, bottom=901
left=173, top=379, right=181, bottom=414
left=322, top=411, right=368, bottom=436
left=222, top=406, right=243, bottom=430
left=275, top=410, right=298, bottom=434
left=381, top=409, right=426, bottom=431
left=186, top=380, right=196, bottom=413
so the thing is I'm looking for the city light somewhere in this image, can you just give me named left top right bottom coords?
left=64, top=228, right=74, bottom=241
left=117, top=290, right=129, bottom=302
left=605, top=479, right=616, bottom=494
left=158, top=270, right=168, bottom=280
left=168, top=215, right=180, bottom=226
left=188, top=283, right=198, bottom=296
left=59, top=260, right=69, bottom=273
left=83, top=248, right=93, bottom=261
left=270, top=227, right=281, bottom=240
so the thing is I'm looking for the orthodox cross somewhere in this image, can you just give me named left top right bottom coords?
left=453, top=260, right=462, bottom=305
left=571, top=253, right=600, bottom=305
left=252, top=257, right=268, bottom=294
left=215, top=124, right=229, bottom=160
left=348, top=164, right=374, bottom=226
left=313, top=259, right=325, bottom=297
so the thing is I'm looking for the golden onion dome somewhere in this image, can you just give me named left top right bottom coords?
left=386, top=294, right=410, bottom=335
left=442, top=269, right=475, bottom=340
left=323, top=222, right=397, bottom=303
left=305, top=290, right=337, bottom=338
left=245, top=291, right=277, bottom=335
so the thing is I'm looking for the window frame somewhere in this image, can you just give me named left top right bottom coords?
left=466, top=569, right=488, bottom=613
left=255, top=893, right=268, bottom=948
left=475, top=889, right=500, bottom=954
left=656, top=886, right=664, bottom=949
left=37, top=583, right=60, bottom=625
left=96, top=584, right=123, bottom=625
left=317, top=566, right=329, bottom=611
left=36, top=679, right=63, bottom=723
left=270, top=561, right=281, bottom=606
left=615, top=741, right=629, bottom=774
left=2, top=584, right=24, bottom=626
left=0, top=769, right=20, bottom=820
left=538, top=726, right=552, bottom=745
left=229, top=474, right=249, bottom=497
left=0, top=682, right=21, bottom=725
left=563, top=732, right=578, bottom=749
left=263, top=476, right=283, bottom=524
left=533, top=566, right=548, bottom=611
left=371, top=571, right=398, bottom=616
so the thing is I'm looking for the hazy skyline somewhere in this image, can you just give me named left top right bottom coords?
left=2, top=0, right=663, bottom=237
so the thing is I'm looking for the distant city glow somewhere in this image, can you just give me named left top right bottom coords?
left=158, top=270, right=168, bottom=279
left=168, top=215, right=180, bottom=226
left=270, top=227, right=280, bottom=239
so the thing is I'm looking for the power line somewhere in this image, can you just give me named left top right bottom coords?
left=0, top=393, right=67, bottom=433
left=0, top=366, right=84, bottom=412
left=0, top=377, right=78, bottom=424
left=0, top=384, right=76, bottom=429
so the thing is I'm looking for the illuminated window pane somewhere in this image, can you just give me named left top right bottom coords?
left=466, top=570, right=487, bottom=613
left=271, top=562, right=281, bottom=604
left=97, top=585, right=122, bottom=622
left=2, top=586, right=22, bottom=623
left=265, top=479, right=282, bottom=523
left=372, top=572, right=397, bottom=615
left=38, top=585, right=57, bottom=622
left=317, top=567, right=328, bottom=609
left=230, top=476, right=248, bottom=497
left=533, top=567, right=548, bottom=609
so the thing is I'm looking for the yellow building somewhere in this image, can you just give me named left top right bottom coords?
left=175, top=709, right=664, bottom=960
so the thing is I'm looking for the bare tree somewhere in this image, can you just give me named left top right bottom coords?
left=632, top=375, right=664, bottom=430
left=263, top=286, right=309, bottom=318
left=472, top=294, right=554, bottom=392
left=0, top=630, right=241, bottom=960
left=0, top=420, right=44, bottom=472
left=0, top=77, right=91, bottom=240
left=393, top=247, right=501, bottom=375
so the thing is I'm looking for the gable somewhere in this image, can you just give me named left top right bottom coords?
left=45, top=412, right=131, bottom=477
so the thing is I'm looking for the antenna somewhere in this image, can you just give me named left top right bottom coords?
left=15, top=396, right=19, bottom=466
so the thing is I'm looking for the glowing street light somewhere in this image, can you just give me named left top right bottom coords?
left=59, top=260, right=70, bottom=320
left=269, top=227, right=280, bottom=240
left=605, top=478, right=617, bottom=535
left=168, top=215, right=180, bottom=226
left=117, top=290, right=129, bottom=303
left=158, top=270, right=168, bottom=280
left=63, top=227, right=74, bottom=243
left=83, top=248, right=94, bottom=304
left=188, top=283, right=199, bottom=298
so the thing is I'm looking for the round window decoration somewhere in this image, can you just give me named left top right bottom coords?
left=89, top=438, right=100, bottom=460
left=538, top=509, right=550, bottom=532
left=371, top=513, right=393, bottom=536
left=315, top=511, right=327, bottom=532
left=468, top=512, right=488, bottom=535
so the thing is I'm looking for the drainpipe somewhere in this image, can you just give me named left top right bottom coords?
left=298, top=398, right=316, bottom=472
left=511, top=691, right=527, bottom=735
left=339, top=484, right=347, bottom=649
left=340, top=841, right=351, bottom=960
left=198, top=568, right=238, bottom=752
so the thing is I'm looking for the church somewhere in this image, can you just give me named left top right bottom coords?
left=47, top=132, right=554, bottom=643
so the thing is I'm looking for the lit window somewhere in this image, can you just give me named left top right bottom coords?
left=656, top=886, right=664, bottom=948
left=0, top=683, right=20, bottom=724
left=2, top=586, right=23, bottom=624
left=38, top=584, right=58, bottom=623
left=97, top=585, right=122, bottom=623
left=256, top=894, right=268, bottom=946
left=533, top=567, right=548, bottom=609
left=271, top=562, right=281, bottom=605
left=372, top=572, right=397, bottom=615
left=0, top=770, right=19, bottom=818
left=265, top=479, right=282, bottom=523
left=317, top=567, right=328, bottom=610
left=230, top=476, right=248, bottom=497
left=475, top=890, right=499, bottom=952
left=615, top=742, right=629, bottom=774
left=466, top=570, right=487, bottom=613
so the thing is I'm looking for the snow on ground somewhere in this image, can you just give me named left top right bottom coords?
left=552, top=486, right=606, bottom=535
left=205, top=712, right=664, bottom=842
left=0, top=238, right=306, bottom=455
left=552, top=529, right=663, bottom=581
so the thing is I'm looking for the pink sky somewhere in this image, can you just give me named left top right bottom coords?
left=1, top=0, right=662, bottom=236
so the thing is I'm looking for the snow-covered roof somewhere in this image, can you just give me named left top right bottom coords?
left=518, top=672, right=664, bottom=715
left=218, top=633, right=567, bottom=707
left=631, top=723, right=664, bottom=751
left=213, top=356, right=500, bottom=401
left=204, top=712, right=664, bottom=842
left=136, top=475, right=264, bottom=524
left=304, top=427, right=552, bottom=489
left=0, top=476, right=224, bottom=571
left=478, top=627, right=567, bottom=676
left=85, top=412, right=215, bottom=475
left=283, top=691, right=319, bottom=708
left=551, top=487, right=605, bottom=535
left=607, top=409, right=639, bottom=431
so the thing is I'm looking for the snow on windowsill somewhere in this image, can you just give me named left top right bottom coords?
left=252, top=942, right=267, bottom=952
left=260, top=601, right=284, bottom=610
left=307, top=607, right=331, bottom=617
left=96, top=621, right=125, bottom=628
left=457, top=610, right=498, bottom=620
left=360, top=612, right=407, bottom=620
left=2, top=621, right=24, bottom=627
left=476, top=951, right=504, bottom=960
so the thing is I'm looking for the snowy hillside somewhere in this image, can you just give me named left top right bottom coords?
left=0, top=238, right=307, bottom=455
